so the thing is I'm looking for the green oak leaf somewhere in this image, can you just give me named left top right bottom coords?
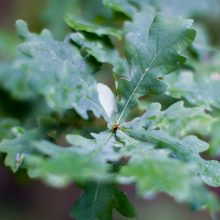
left=116, top=10, right=195, bottom=123
left=0, top=118, right=20, bottom=141
left=0, top=60, right=37, bottom=99
left=120, top=101, right=220, bottom=187
left=154, top=101, right=215, bottom=137
left=42, top=0, right=112, bottom=39
left=24, top=130, right=122, bottom=186
left=125, top=101, right=215, bottom=138
left=70, top=32, right=129, bottom=76
left=102, top=0, right=154, bottom=18
left=65, top=15, right=122, bottom=39
left=154, top=0, right=220, bottom=18
left=165, top=70, right=220, bottom=110
left=119, top=148, right=194, bottom=201
left=71, top=182, right=136, bottom=220
left=103, top=0, right=220, bottom=18
left=0, top=128, right=39, bottom=172
left=125, top=129, right=220, bottom=187
left=26, top=140, right=110, bottom=186
left=188, top=185, right=220, bottom=212
left=4, top=20, right=106, bottom=119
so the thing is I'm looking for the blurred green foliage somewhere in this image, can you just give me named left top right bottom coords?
left=0, top=0, right=220, bottom=220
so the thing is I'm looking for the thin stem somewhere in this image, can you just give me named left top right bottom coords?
left=117, top=27, right=176, bottom=124
left=117, top=67, right=150, bottom=124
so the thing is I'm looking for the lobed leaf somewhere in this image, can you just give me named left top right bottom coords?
left=125, top=128, right=220, bottom=187
left=165, top=70, right=220, bottom=110
left=70, top=32, right=129, bottom=76
left=119, top=149, right=194, bottom=201
left=26, top=140, right=110, bottom=186
left=116, top=10, right=195, bottom=123
left=0, top=128, right=39, bottom=172
left=71, top=182, right=136, bottom=220
left=0, top=20, right=107, bottom=119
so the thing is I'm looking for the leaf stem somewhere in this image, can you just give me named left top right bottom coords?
left=117, top=68, right=149, bottom=124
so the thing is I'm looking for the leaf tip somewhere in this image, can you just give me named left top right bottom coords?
left=15, top=19, right=29, bottom=39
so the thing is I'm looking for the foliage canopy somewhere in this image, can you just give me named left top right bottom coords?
left=1, top=0, right=220, bottom=219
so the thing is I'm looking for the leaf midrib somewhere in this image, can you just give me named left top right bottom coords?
left=117, top=26, right=176, bottom=124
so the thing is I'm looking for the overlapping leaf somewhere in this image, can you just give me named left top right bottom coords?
left=25, top=140, right=111, bottom=187
left=165, top=70, right=220, bottom=110
left=122, top=102, right=220, bottom=187
left=0, top=128, right=39, bottom=172
left=0, top=20, right=106, bottom=119
left=70, top=32, right=129, bottom=76
left=154, top=101, right=216, bottom=137
left=116, top=10, right=195, bottom=123
left=119, top=148, right=194, bottom=201
left=0, top=118, right=20, bottom=141
left=65, top=13, right=129, bottom=77
left=65, top=15, right=122, bottom=39
left=1, top=2, right=220, bottom=219
left=0, top=129, right=114, bottom=185
left=71, top=182, right=136, bottom=220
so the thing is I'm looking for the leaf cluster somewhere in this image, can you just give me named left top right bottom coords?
left=0, top=1, right=220, bottom=219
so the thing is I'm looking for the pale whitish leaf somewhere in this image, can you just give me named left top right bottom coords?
left=97, top=83, right=117, bottom=118
left=116, top=10, right=195, bottom=123
left=71, top=182, right=136, bottom=220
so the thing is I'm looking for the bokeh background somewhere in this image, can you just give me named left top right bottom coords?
left=0, top=0, right=220, bottom=220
